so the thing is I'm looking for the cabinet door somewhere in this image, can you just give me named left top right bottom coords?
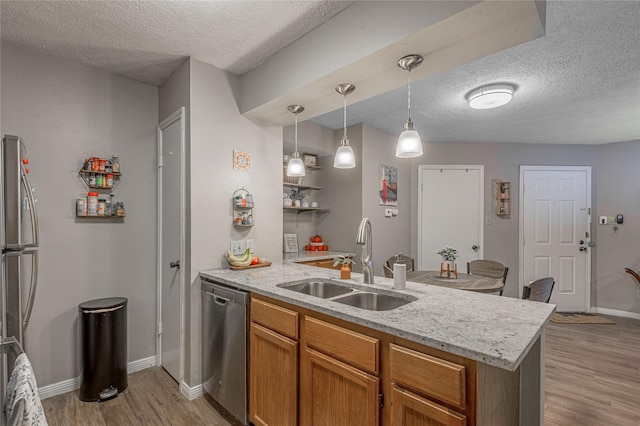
left=300, top=347, right=379, bottom=426
left=249, top=323, right=298, bottom=426
left=391, top=385, right=466, bottom=426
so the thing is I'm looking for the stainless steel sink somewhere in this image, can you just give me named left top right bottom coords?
left=278, top=279, right=354, bottom=299
left=332, top=292, right=415, bottom=311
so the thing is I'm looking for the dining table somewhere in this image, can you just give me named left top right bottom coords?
left=406, top=270, right=504, bottom=294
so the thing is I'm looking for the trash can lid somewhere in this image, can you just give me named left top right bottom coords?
left=79, top=297, right=128, bottom=312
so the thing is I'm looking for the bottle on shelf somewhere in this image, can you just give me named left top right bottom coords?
left=111, top=154, right=120, bottom=173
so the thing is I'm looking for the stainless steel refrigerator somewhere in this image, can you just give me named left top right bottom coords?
left=1, top=134, right=40, bottom=405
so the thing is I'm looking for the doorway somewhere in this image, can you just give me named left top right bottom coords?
left=519, top=166, right=592, bottom=312
left=417, top=165, right=484, bottom=270
left=157, top=108, right=186, bottom=383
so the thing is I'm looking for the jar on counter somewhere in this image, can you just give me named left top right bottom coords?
left=97, top=199, right=106, bottom=216
left=87, top=192, right=99, bottom=216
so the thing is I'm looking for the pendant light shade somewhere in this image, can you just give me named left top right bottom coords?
left=286, top=105, right=305, bottom=177
left=334, top=83, right=356, bottom=169
left=396, top=54, right=424, bottom=158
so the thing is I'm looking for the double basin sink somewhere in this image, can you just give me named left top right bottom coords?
left=277, top=278, right=415, bottom=311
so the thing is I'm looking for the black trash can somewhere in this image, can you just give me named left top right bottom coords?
left=78, top=297, right=128, bottom=401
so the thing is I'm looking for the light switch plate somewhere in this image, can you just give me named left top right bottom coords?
left=230, top=240, right=245, bottom=255
left=245, top=239, right=254, bottom=253
left=384, top=208, right=392, bottom=218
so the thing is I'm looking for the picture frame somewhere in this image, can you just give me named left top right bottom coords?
left=283, top=233, right=299, bottom=253
left=303, top=153, right=317, bottom=166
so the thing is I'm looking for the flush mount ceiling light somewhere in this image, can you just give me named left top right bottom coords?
left=286, top=104, right=305, bottom=177
left=396, top=54, right=424, bottom=158
left=466, top=84, right=515, bottom=109
left=334, top=83, right=356, bottom=169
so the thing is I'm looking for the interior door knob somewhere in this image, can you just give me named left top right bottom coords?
left=170, top=260, right=181, bottom=269
left=472, top=245, right=479, bottom=252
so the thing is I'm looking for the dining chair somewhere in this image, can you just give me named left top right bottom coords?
left=386, top=254, right=415, bottom=271
left=624, top=268, right=640, bottom=287
left=383, top=264, right=394, bottom=278
left=467, top=259, right=508, bottom=295
left=522, top=277, right=555, bottom=303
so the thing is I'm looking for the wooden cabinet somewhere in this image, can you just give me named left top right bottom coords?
left=390, top=343, right=468, bottom=425
left=496, top=181, right=511, bottom=216
left=297, top=258, right=341, bottom=270
left=300, top=347, right=379, bottom=426
left=248, top=295, right=521, bottom=426
left=391, top=385, right=466, bottom=426
left=301, top=317, right=380, bottom=425
left=249, top=299, right=299, bottom=426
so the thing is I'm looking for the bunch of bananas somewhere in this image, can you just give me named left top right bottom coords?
left=226, top=248, right=252, bottom=267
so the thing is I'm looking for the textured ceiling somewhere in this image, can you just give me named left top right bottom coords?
left=313, top=0, right=640, bottom=145
left=2, top=1, right=639, bottom=145
left=1, top=0, right=352, bottom=86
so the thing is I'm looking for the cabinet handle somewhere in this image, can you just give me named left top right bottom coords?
left=170, top=260, right=180, bottom=269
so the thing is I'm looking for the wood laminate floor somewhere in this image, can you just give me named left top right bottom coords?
left=42, top=315, right=639, bottom=425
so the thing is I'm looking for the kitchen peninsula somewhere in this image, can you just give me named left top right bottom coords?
left=200, top=261, right=554, bottom=426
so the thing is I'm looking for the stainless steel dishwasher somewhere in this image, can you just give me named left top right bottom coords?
left=201, top=278, right=249, bottom=425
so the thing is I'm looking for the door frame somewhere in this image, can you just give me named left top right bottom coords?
left=156, top=107, right=186, bottom=382
left=417, top=165, right=484, bottom=270
left=518, top=165, right=592, bottom=310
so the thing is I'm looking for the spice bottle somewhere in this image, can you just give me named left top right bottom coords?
left=97, top=199, right=106, bottom=216
left=111, top=154, right=120, bottom=173
left=87, top=192, right=99, bottom=215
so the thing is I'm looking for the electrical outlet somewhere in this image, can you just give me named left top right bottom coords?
left=245, top=239, right=254, bottom=253
left=384, top=208, right=392, bottom=218
left=230, top=240, right=245, bottom=255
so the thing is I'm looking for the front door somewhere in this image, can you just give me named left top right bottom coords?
left=158, top=108, right=185, bottom=382
left=520, top=166, right=591, bottom=312
left=418, top=165, right=484, bottom=271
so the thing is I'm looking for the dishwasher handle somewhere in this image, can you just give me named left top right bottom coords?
left=206, top=291, right=232, bottom=306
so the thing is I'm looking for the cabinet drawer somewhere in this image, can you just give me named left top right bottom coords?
left=391, top=385, right=466, bottom=426
left=251, top=298, right=298, bottom=340
left=304, top=317, right=378, bottom=374
left=390, top=344, right=466, bottom=410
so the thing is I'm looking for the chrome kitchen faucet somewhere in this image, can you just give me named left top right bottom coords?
left=356, top=217, right=374, bottom=284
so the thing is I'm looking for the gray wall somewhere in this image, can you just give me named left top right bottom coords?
left=317, top=124, right=364, bottom=264
left=1, top=44, right=158, bottom=387
left=361, top=124, right=412, bottom=275
left=316, top=124, right=412, bottom=276
left=158, top=58, right=284, bottom=387
left=283, top=120, right=334, bottom=248
left=410, top=142, right=598, bottom=298
left=594, top=140, right=640, bottom=314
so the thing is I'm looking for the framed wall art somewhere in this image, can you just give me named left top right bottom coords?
left=379, top=164, right=398, bottom=206
left=283, top=233, right=299, bottom=253
left=303, top=153, right=317, bottom=166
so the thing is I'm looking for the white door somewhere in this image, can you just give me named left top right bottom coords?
left=157, top=108, right=185, bottom=383
left=418, top=165, right=484, bottom=271
left=520, top=166, right=591, bottom=312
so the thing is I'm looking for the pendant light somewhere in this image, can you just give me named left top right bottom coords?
left=286, top=105, right=305, bottom=177
left=396, top=54, right=424, bottom=158
left=334, top=83, right=356, bottom=169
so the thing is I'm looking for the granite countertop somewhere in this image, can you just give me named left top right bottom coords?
left=200, top=261, right=555, bottom=371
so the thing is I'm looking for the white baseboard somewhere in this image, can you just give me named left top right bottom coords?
left=39, top=355, right=157, bottom=400
left=180, top=382, right=203, bottom=401
left=592, top=307, right=640, bottom=320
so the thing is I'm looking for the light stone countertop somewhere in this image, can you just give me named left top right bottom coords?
left=200, top=261, right=555, bottom=371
